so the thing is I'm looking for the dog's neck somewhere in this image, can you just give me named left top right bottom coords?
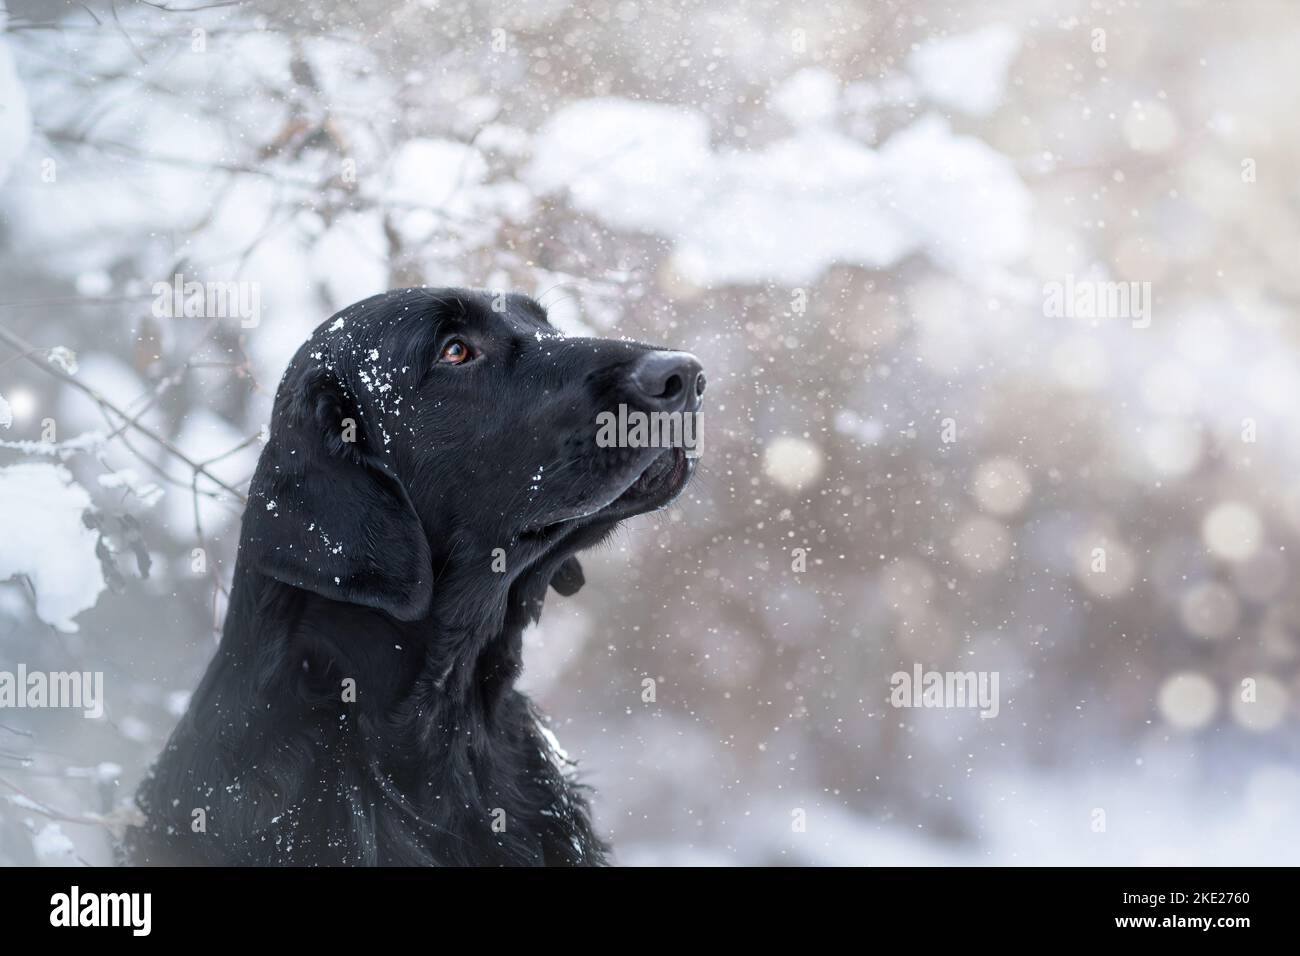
left=131, top=562, right=605, bottom=865
left=277, top=564, right=546, bottom=717
left=388, top=531, right=597, bottom=706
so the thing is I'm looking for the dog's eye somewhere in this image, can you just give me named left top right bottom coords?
left=439, top=340, right=472, bottom=365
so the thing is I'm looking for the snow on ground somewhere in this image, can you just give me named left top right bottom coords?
left=619, top=765, right=1300, bottom=866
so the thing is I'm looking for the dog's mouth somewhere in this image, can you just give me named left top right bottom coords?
left=524, top=447, right=694, bottom=539
left=610, top=446, right=691, bottom=511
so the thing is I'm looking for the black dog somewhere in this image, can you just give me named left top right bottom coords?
left=127, top=288, right=704, bottom=865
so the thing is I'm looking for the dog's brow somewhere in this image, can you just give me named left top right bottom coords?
left=513, top=296, right=551, bottom=325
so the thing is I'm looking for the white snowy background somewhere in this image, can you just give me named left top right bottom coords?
left=0, top=0, right=1298, bottom=865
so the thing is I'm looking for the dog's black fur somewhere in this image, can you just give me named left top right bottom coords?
left=127, top=288, right=702, bottom=865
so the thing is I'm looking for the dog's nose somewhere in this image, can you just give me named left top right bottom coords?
left=629, top=350, right=705, bottom=412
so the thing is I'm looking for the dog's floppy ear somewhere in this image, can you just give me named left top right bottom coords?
left=242, top=364, right=433, bottom=621
left=549, top=556, right=584, bottom=596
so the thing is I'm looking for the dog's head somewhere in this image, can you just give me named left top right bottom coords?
left=241, top=288, right=704, bottom=630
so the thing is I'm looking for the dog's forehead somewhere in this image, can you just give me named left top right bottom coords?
left=463, top=291, right=550, bottom=333
left=505, top=293, right=550, bottom=324
left=305, top=289, right=555, bottom=363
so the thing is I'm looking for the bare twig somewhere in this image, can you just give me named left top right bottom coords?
left=0, top=776, right=109, bottom=829
left=0, top=323, right=247, bottom=503
left=136, top=0, right=242, bottom=11
left=109, top=0, right=148, bottom=65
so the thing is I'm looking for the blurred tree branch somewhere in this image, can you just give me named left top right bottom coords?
left=0, top=323, right=247, bottom=503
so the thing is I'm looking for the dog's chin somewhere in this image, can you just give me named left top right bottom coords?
left=602, top=446, right=694, bottom=518
left=523, top=447, right=695, bottom=539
